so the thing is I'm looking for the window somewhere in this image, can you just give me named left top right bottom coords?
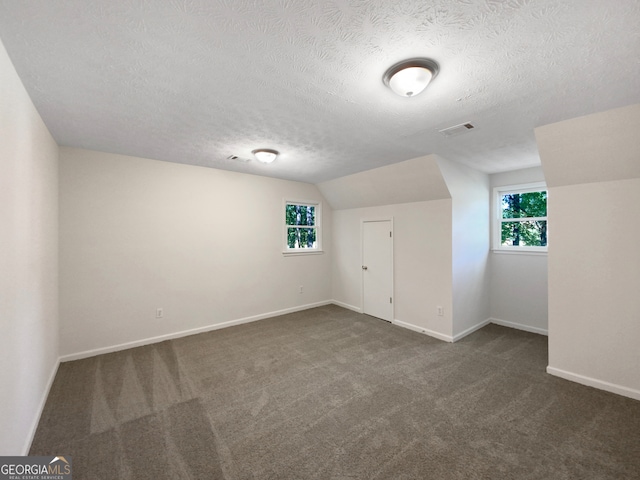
left=284, top=200, right=322, bottom=254
left=493, top=182, right=547, bottom=253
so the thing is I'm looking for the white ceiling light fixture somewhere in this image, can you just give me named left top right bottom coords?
left=252, top=148, right=279, bottom=164
left=383, top=58, right=439, bottom=97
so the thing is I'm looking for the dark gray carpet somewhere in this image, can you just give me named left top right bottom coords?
left=31, top=305, right=640, bottom=479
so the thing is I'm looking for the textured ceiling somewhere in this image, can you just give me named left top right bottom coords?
left=0, top=0, right=639, bottom=183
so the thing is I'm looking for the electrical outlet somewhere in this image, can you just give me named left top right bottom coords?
left=437, top=306, right=444, bottom=316
left=156, top=308, right=163, bottom=318
left=299, top=285, right=304, bottom=294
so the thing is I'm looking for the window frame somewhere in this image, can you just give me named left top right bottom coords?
left=492, top=182, right=548, bottom=254
left=283, top=199, right=323, bottom=256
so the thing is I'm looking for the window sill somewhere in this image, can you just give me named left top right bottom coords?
left=492, top=249, right=547, bottom=256
left=282, top=250, right=325, bottom=257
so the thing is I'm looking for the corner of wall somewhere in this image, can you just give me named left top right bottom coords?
left=0, top=36, right=61, bottom=455
left=538, top=104, right=640, bottom=400
left=435, top=156, right=491, bottom=337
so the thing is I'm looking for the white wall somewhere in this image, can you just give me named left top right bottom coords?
left=59, top=148, right=331, bottom=358
left=321, top=155, right=454, bottom=340
left=490, top=167, right=548, bottom=334
left=325, top=154, right=494, bottom=342
left=318, top=155, right=451, bottom=210
left=331, top=201, right=453, bottom=340
left=537, top=103, right=640, bottom=188
left=437, top=157, right=491, bottom=338
left=536, top=105, right=640, bottom=400
left=0, top=40, right=59, bottom=454
left=547, top=179, right=640, bottom=398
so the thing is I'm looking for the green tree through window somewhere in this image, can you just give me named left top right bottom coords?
left=285, top=203, right=317, bottom=249
left=500, top=190, right=547, bottom=247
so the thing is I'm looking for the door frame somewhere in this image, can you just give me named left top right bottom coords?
left=361, top=217, right=394, bottom=321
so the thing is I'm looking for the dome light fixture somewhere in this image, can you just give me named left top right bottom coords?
left=383, top=58, right=439, bottom=97
left=252, top=148, right=279, bottom=164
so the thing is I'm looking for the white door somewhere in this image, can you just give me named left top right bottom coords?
left=362, top=220, right=393, bottom=322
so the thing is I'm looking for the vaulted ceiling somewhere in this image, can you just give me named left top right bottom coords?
left=1, top=0, right=639, bottom=183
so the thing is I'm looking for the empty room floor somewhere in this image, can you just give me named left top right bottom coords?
left=30, top=305, right=640, bottom=479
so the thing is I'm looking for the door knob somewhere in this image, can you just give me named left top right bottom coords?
left=362, top=266, right=368, bottom=270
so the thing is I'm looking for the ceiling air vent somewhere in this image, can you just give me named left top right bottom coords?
left=227, top=154, right=250, bottom=162
left=438, top=122, right=475, bottom=137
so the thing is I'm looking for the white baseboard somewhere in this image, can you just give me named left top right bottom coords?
left=391, top=317, right=541, bottom=343
left=331, top=300, right=362, bottom=313
left=60, top=300, right=333, bottom=362
left=392, top=319, right=453, bottom=343
left=23, top=358, right=60, bottom=455
left=547, top=366, right=640, bottom=401
left=452, top=318, right=491, bottom=343
left=490, top=317, right=548, bottom=336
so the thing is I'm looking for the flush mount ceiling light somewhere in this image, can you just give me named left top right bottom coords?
left=252, top=149, right=279, bottom=164
left=383, top=58, right=439, bottom=97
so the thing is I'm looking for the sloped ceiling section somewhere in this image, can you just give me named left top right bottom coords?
left=535, top=104, right=640, bottom=188
left=317, top=154, right=450, bottom=210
